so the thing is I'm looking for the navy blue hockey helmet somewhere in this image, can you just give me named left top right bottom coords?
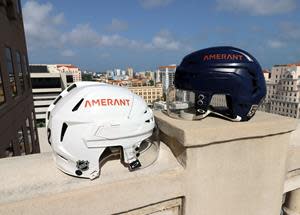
left=166, top=46, right=266, bottom=121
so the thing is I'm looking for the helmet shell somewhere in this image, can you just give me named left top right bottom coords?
left=174, top=46, right=266, bottom=121
left=47, top=82, right=158, bottom=179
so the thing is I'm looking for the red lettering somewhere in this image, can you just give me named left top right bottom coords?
left=84, top=98, right=131, bottom=107
left=107, top=99, right=113, bottom=106
left=85, top=100, right=91, bottom=108
left=101, top=99, right=107, bottom=106
left=114, top=99, right=120, bottom=105
left=119, top=99, right=126, bottom=106
left=92, top=99, right=100, bottom=106
left=203, top=53, right=244, bottom=61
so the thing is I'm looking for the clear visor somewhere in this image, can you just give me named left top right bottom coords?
left=165, top=86, right=235, bottom=121
left=99, top=127, right=160, bottom=171
left=136, top=126, right=160, bottom=169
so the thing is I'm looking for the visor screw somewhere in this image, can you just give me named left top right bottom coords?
left=136, top=152, right=140, bottom=157
left=135, top=147, right=140, bottom=151
left=75, top=170, right=82, bottom=176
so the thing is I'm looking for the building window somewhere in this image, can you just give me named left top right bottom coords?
left=0, top=65, right=5, bottom=105
left=31, top=112, right=37, bottom=141
left=6, top=0, right=17, bottom=20
left=5, top=47, right=17, bottom=97
left=17, top=127, right=26, bottom=155
left=16, top=52, right=25, bottom=93
left=31, top=77, right=61, bottom=88
left=26, top=118, right=33, bottom=153
left=16, top=0, right=22, bottom=15
left=66, top=75, right=73, bottom=83
left=22, top=55, right=30, bottom=87
left=5, top=141, right=14, bottom=157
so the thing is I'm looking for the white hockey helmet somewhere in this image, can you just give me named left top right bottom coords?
left=46, top=82, right=159, bottom=179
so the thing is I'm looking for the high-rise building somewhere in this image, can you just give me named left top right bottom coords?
left=127, top=67, right=134, bottom=78
left=260, top=63, right=300, bottom=118
left=114, top=68, right=121, bottom=76
left=0, top=0, right=40, bottom=158
left=155, top=69, right=161, bottom=83
left=159, top=65, right=176, bottom=95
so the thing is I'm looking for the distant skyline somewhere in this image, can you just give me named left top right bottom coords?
left=22, top=0, right=300, bottom=72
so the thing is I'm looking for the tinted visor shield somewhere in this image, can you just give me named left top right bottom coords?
left=165, top=87, right=242, bottom=121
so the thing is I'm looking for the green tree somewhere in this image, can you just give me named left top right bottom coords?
left=82, top=74, right=93, bottom=81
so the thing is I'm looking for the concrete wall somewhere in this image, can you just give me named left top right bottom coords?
left=0, top=111, right=300, bottom=214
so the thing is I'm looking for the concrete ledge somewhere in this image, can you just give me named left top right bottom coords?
left=2, top=111, right=299, bottom=215
left=287, top=123, right=300, bottom=172
left=0, top=143, right=184, bottom=215
left=284, top=170, right=300, bottom=194
left=155, top=111, right=297, bottom=147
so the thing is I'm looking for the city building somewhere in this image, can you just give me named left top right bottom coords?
left=127, top=84, right=163, bottom=105
left=30, top=65, right=74, bottom=124
left=56, top=64, right=82, bottom=83
left=260, top=63, right=300, bottom=118
left=126, top=67, right=134, bottom=78
left=155, top=69, right=161, bottom=83
left=159, top=65, right=176, bottom=95
left=0, top=0, right=39, bottom=158
left=33, top=64, right=82, bottom=86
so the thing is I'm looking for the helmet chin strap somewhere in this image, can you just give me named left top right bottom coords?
left=210, top=111, right=242, bottom=122
left=179, top=109, right=242, bottom=122
left=179, top=109, right=211, bottom=120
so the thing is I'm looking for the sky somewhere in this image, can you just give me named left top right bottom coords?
left=22, top=0, right=300, bottom=72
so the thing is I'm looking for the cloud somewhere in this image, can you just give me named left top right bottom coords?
left=106, top=18, right=128, bottom=32
left=139, top=0, right=174, bottom=9
left=61, top=24, right=140, bottom=48
left=267, top=39, right=285, bottom=48
left=23, top=0, right=65, bottom=49
left=61, top=49, right=75, bottom=57
left=147, top=30, right=182, bottom=50
left=23, top=1, right=188, bottom=54
left=61, top=24, right=186, bottom=51
left=61, top=24, right=100, bottom=46
left=216, top=0, right=297, bottom=15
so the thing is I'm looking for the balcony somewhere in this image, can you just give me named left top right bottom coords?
left=1, top=111, right=300, bottom=215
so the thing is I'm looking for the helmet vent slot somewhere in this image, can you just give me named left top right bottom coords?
left=145, top=119, right=150, bottom=123
left=57, top=153, right=68, bottom=161
left=67, top=84, right=77, bottom=92
left=53, top=96, right=62, bottom=105
left=60, top=123, right=68, bottom=142
left=72, top=98, right=84, bottom=112
left=210, top=94, right=227, bottom=108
